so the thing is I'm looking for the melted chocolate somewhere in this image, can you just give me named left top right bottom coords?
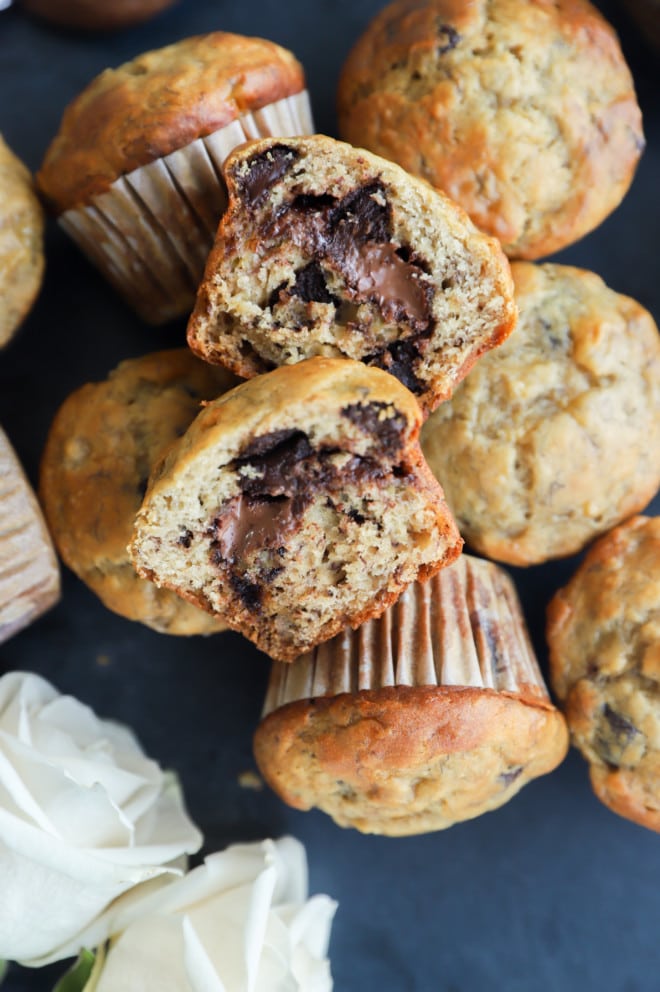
left=264, top=180, right=434, bottom=333
left=211, top=493, right=308, bottom=559
left=238, top=145, right=299, bottom=206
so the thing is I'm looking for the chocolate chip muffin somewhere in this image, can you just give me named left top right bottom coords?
left=129, top=358, right=463, bottom=662
left=37, top=34, right=313, bottom=323
left=547, top=516, right=660, bottom=832
left=0, top=135, right=44, bottom=348
left=421, top=263, right=660, bottom=566
left=337, top=0, right=644, bottom=259
left=187, top=135, right=516, bottom=416
left=40, top=350, right=237, bottom=635
left=1, top=427, right=59, bottom=644
left=255, top=554, right=568, bottom=835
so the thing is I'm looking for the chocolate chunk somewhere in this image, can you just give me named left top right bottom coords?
left=229, top=573, right=262, bottom=612
left=236, top=431, right=314, bottom=498
left=210, top=493, right=308, bottom=561
left=342, top=401, right=406, bottom=455
left=239, top=145, right=299, bottom=206
left=499, top=766, right=523, bottom=787
left=368, top=339, right=426, bottom=395
left=339, top=242, right=432, bottom=326
left=177, top=528, right=193, bottom=549
left=347, top=507, right=366, bottom=525
left=327, top=182, right=391, bottom=244
left=436, top=22, right=461, bottom=54
left=238, top=429, right=302, bottom=461
left=290, top=262, right=339, bottom=305
left=292, top=193, right=338, bottom=212
left=595, top=704, right=642, bottom=766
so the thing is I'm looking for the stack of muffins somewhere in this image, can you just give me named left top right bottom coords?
left=4, top=1, right=657, bottom=835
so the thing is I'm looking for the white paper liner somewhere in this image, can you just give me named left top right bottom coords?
left=262, top=555, right=550, bottom=716
left=59, top=90, right=314, bottom=324
left=0, top=429, right=59, bottom=642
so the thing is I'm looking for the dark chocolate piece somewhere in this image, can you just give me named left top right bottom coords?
left=327, top=182, right=391, bottom=244
left=290, top=262, right=339, bottom=305
left=210, top=493, right=307, bottom=561
left=239, top=145, right=299, bottom=206
left=499, top=766, right=523, bottom=788
left=436, top=22, right=461, bottom=54
left=229, top=572, right=262, bottom=613
left=367, top=338, right=426, bottom=395
left=595, top=703, right=642, bottom=766
left=342, top=401, right=406, bottom=455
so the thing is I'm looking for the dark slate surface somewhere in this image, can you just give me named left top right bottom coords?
left=0, top=1, right=659, bottom=989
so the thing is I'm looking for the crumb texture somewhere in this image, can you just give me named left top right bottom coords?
left=422, top=263, right=660, bottom=565
left=130, top=358, right=463, bottom=661
left=547, top=516, right=660, bottom=832
left=337, top=0, right=644, bottom=258
left=187, top=134, right=516, bottom=414
left=40, top=349, right=236, bottom=635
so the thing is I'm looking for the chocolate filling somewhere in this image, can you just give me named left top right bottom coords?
left=256, top=174, right=434, bottom=333
left=237, top=144, right=299, bottom=206
left=207, top=422, right=407, bottom=611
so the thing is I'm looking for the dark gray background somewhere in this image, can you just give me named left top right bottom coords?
left=0, top=1, right=658, bottom=989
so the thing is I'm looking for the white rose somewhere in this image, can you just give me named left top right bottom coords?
left=0, top=671, right=202, bottom=966
left=81, top=837, right=337, bottom=992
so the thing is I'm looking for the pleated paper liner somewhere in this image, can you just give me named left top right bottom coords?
left=0, top=428, right=60, bottom=643
left=59, top=91, right=314, bottom=324
left=262, top=553, right=550, bottom=715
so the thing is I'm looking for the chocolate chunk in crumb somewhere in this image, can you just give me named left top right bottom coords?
left=290, top=261, right=339, bottom=305
left=342, top=401, right=406, bottom=454
left=229, top=573, right=262, bottom=613
left=369, top=338, right=426, bottom=395
left=239, top=145, right=299, bottom=206
left=327, top=182, right=391, bottom=244
left=436, top=22, right=461, bottom=54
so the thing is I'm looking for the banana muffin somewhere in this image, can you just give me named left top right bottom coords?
left=40, top=350, right=237, bottom=635
left=187, top=134, right=517, bottom=416
left=547, top=516, right=660, bottom=832
left=337, top=0, right=644, bottom=259
left=130, top=358, right=463, bottom=661
left=255, top=554, right=568, bottom=835
left=0, top=135, right=44, bottom=348
left=421, top=263, right=660, bottom=565
left=37, top=33, right=313, bottom=323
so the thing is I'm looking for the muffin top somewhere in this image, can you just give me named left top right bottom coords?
left=337, top=0, right=644, bottom=259
left=547, top=516, right=660, bottom=831
left=40, top=348, right=237, bottom=635
left=37, top=32, right=306, bottom=212
left=0, top=135, right=44, bottom=348
left=421, top=262, right=660, bottom=566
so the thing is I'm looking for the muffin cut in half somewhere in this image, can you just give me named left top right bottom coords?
left=187, top=135, right=517, bottom=415
left=255, top=554, right=568, bottom=835
left=129, top=358, right=463, bottom=661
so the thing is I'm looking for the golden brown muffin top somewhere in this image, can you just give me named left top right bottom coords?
left=0, top=135, right=44, bottom=348
left=337, top=0, right=644, bottom=259
left=255, top=685, right=568, bottom=835
left=40, top=348, right=237, bottom=635
left=547, top=516, right=660, bottom=831
left=37, top=32, right=306, bottom=212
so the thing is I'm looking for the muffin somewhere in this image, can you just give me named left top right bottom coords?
left=547, top=516, right=660, bottom=832
left=40, top=349, right=237, bottom=635
left=337, top=0, right=644, bottom=259
left=0, top=135, right=44, bottom=348
left=1, top=427, right=60, bottom=643
left=36, top=33, right=314, bottom=324
left=186, top=134, right=517, bottom=416
left=129, top=358, right=463, bottom=662
left=254, top=554, right=568, bottom=835
left=21, top=0, right=178, bottom=31
left=421, top=263, right=660, bottom=566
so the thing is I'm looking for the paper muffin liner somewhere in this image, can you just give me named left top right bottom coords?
left=59, top=90, right=314, bottom=324
left=0, top=428, right=59, bottom=643
left=262, top=554, right=549, bottom=717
